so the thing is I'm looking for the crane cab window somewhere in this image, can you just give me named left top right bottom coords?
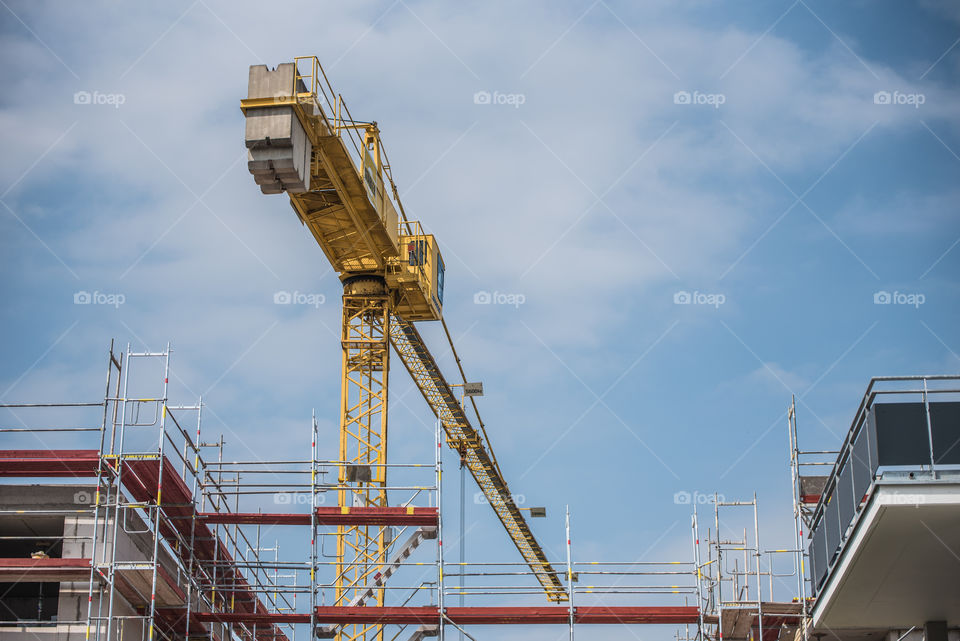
left=408, top=240, right=426, bottom=267
left=436, top=255, right=445, bottom=305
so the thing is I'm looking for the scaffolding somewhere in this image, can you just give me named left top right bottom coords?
left=690, top=494, right=805, bottom=641
left=0, top=342, right=701, bottom=641
left=6, top=345, right=958, bottom=641
left=0, top=342, right=313, bottom=640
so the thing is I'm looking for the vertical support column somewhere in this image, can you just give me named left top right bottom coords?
left=212, top=437, right=224, bottom=627
left=753, top=494, right=763, bottom=641
left=336, top=276, right=391, bottom=641
left=459, top=454, right=465, bottom=641
left=691, top=508, right=704, bottom=640
left=311, top=411, right=319, bottom=640
left=146, top=345, right=171, bottom=641
left=787, top=397, right=809, bottom=638
left=566, top=506, right=574, bottom=641
left=104, top=342, right=134, bottom=641
left=184, top=395, right=204, bottom=641
left=436, top=419, right=445, bottom=641
left=85, top=342, right=120, bottom=641
left=713, top=495, right=721, bottom=627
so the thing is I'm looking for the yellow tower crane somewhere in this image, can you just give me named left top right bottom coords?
left=241, top=57, right=566, bottom=641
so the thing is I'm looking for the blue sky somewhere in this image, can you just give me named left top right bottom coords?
left=1, top=1, right=958, bottom=638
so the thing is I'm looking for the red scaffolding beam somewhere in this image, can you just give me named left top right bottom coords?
left=446, top=606, right=701, bottom=625
left=0, top=557, right=91, bottom=582
left=0, top=449, right=102, bottom=477
left=194, top=606, right=700, bottom=626
left=197, top=506, right=439, bottom=527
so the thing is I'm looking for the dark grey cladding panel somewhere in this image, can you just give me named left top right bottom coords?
left=931, top=402, right=960, bottom=464
left=873, top=402, right=960, bottom=466
left=852, top=429, right=872, bottom=503
left=825, top=485, right=841, bottom=561
left=811, top=523, right=827, bottom=593
left=873, top=402, right=932, bottom=465
left=837, top=460, right=855, bottom=535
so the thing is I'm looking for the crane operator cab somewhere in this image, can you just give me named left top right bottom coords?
left=388, top=226, right=445, bottom=321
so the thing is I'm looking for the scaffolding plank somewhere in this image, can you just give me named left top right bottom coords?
left=0, top=449, right=101, bottom=477
left=719, top=603, right=804, bottom=641
left=114, top=562, right=187, bottom=607
left=0, top=557, right=91, bottom=582
left=197, top=512, right=312, bottom=525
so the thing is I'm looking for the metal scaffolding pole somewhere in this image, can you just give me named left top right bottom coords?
left=436, top=419, right=445, bottom=641
left=566, top=505, right=574, bottom=641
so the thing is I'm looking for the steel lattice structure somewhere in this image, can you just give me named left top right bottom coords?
left=336, top=287, right=391, bottom=641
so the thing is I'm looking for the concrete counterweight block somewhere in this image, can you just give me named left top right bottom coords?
left=244, top=64, right=311, bottom=194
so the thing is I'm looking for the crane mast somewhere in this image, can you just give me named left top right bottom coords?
left=241, top=56, right=565, bottom=641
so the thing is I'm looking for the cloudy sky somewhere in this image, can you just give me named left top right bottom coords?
left=1, top=1, right=958, bottom=638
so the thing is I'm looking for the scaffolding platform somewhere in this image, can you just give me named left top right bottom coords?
left=0, top=556, right=91, bottom=582
left=0, top=449, right=102, bottom=477
left=704, top=602, right=804, bottom=641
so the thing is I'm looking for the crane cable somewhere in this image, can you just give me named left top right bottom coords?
left=440, top=317, right=504, bottom=481
left=378, top=126, right=502, bottom=481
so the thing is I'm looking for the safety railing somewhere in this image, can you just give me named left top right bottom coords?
left=806, top=375, right=960, bottom=594
left=442, top=560, right=696, bottom=599
left=292, top=56, right=414, bottom=229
